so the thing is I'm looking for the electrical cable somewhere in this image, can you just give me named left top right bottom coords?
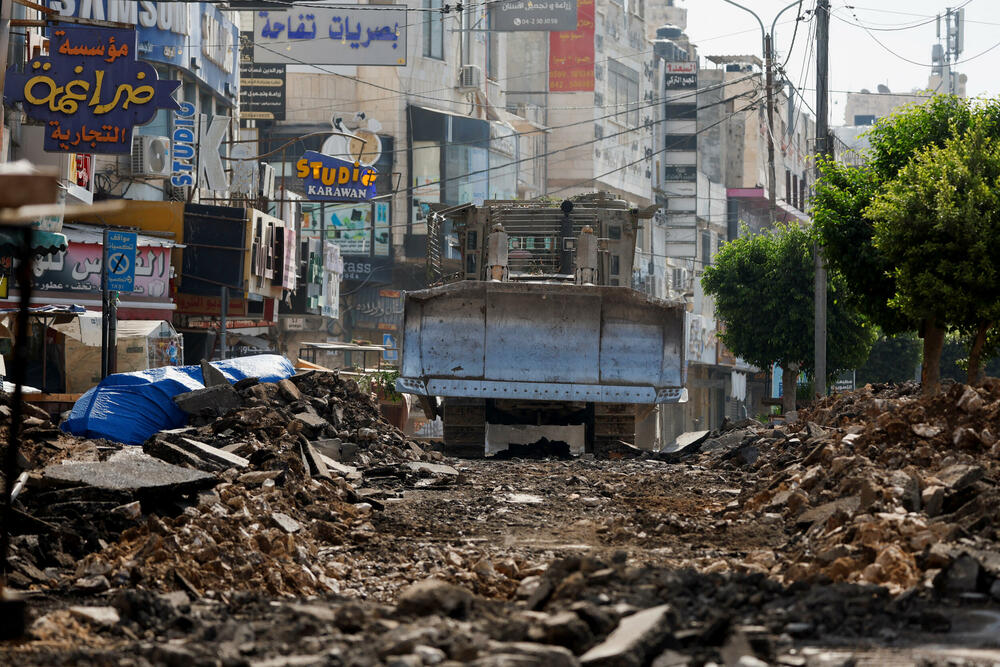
left=253, top=75, right=761, bottom=164
left=838, top=0, right=974, bottom=31
left=541, top=95, right=763, bottom=197
left=831, top=8, right=1000, bottom=67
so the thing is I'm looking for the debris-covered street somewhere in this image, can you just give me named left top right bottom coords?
left=2, top=371, right=999, bottom=666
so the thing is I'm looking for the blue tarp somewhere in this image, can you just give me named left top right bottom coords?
left=62, top=355, right=295, bottom=445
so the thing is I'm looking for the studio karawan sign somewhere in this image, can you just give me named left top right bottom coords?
left=4, top=26, right=180, bottom=153
left=297, top=150, right=377, bottom=202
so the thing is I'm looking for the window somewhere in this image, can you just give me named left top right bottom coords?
left=486, top=11, right=498, bottom=80
left=423, top=0, right=444, bottom=59
left=701, top=230, right=712, bottom=266
left=608, top=61, right=640, bottom=127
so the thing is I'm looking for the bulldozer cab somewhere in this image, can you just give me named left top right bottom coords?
left=428, top=194, right=653, bottom=287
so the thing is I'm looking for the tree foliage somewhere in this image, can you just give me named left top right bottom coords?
left=867, top=125, right=1000, bottom=385
left=813, top=95, right=1000, bottom=391
left=856, top=332, right=921, bottom=386
left=702, top=223, right=874, bottom=409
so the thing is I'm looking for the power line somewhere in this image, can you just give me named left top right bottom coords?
left=261, top=75, right=761, bottom=163
left=541, top=96, right=764, bottom=198
left=838, top=0, right=973, bottom=32
left=831, top=7, right=1000, bottom=68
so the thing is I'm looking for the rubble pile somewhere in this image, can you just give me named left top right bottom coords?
left=693, top=381, right=1000, bottom=596
left=4, top=370, right=458, bottom=597
left=8, top=557, right=956, bottom=667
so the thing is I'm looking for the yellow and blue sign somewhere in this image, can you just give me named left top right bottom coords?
left=296, top=150, right=377, bottom=202
left=3, top=27, right=180, bottom=154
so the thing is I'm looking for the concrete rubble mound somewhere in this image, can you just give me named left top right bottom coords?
left=685, top=380, right=1000, bottom=597
left=3, top=370, right=455, bottom=597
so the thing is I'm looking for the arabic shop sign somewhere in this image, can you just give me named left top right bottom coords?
left=3, top=27, right=179, bottom=154
left=49, top=1, right=239, bottom=95
left=253, top=6, right=407, bottom=66
left=31, top=242, right=170, bottom=299
left=239, top=31, right=285, bottom=121
left=491, top=0, right=577, bottom=31
left=297, top=150, right=377, bottom=202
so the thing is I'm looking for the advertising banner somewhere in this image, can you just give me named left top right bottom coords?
left=239, top=31, right=285, bottom=120
left=4, top=26, right=180, bottom=153
left=253, top=7, right=407, bottom=66
left=48, top=1, right=239, bottom=95
left=296, top=150, right=378, bottom=202
left=548, top=0, right=594, bottom=92
left=491, top=0, right=576, bottom=31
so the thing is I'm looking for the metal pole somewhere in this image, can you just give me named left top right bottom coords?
left=101, top=228, right=109, bottom=379
left=220, top=285, right=228, bottom=360
left=2, top=226, right=33, bottom=586
left=765, top=34, right=777, bottom=219
left=0, top=0, right=12, bottom=143
left=814, top=0, right=831, bottom=398
left=108, top=291, right=117, bottom=375
left=722, top=0, right=799, bottom=220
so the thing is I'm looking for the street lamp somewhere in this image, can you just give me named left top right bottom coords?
left=720, top=0, right=803, bottom=220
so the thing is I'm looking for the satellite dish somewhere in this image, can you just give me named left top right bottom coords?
left=349, top=128, right=382, bottom=166
left=321, top=133, right=351, bottom=161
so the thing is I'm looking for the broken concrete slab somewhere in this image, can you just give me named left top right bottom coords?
left=143, top=439, right=214, bottom=471
left=935, top=464, right=985, bottom=491
left=278, top=378, right=304, bottom=402
left=292, top=411, right=330, bottom=432
left=173, top=384, right=241, bottom=417
left=200, top=360, right=230, bottom=388
left=238, top=470, right=283, bottom=487
left=481, top=642, right=579, bottom=667
left=68, top=606, right=120, bottom=627
left=270, top=512, right=302, bottom=534
left=405, top=461, right=459, bottom=477
left=319, top=454, right=362, bottom=481
left=299, top=440, right=331, bottom=479
left=579, top=604, right=676, bottom=667
left=396, top=578, right=472, bottom=618
left=174, top=437, right=249, bottom=470
left=40, top=453, right=216, bottom=497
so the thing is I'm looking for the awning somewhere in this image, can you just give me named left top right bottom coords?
left=0, top=229, right=69, bottom=257
left=61, top=223, right=178, bottom=248
left=0, top=304, right=86, bottom=316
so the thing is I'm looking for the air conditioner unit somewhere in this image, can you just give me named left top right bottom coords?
left=456, top=65, right=482, bottom=93
left=130, top=135, right=170, bottom=178
left=671, top=267, right=689, bottom=292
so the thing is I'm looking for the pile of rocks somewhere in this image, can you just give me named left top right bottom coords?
left=692, top=381, right=1000, bottom=597
left=4, top=369, right=459, bottom=597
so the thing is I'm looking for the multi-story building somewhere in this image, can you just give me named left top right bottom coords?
left=506, top=0, right=655, bottom=208
left=238, top=2, right=547, bottom=358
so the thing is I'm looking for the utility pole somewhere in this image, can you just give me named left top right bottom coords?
left=721, top=1, right=799, bottom=221
left=764, top=34, right=777, bottom=219
left=814, top=0, right=830, bottom=398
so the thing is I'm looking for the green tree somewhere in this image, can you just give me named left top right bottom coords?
left=867, top=126, right=1000, bottom=391
left=856, top=332, right=921, bottom=386
left=813, top=95, right=1000, bottom=393
left=702, top=223, right=874, bottom=413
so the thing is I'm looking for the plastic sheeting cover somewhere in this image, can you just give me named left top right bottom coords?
left=62, top=354, right=295, bottom=445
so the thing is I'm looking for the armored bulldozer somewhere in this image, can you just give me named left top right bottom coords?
left=396, top=194, right=687, bottom=456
